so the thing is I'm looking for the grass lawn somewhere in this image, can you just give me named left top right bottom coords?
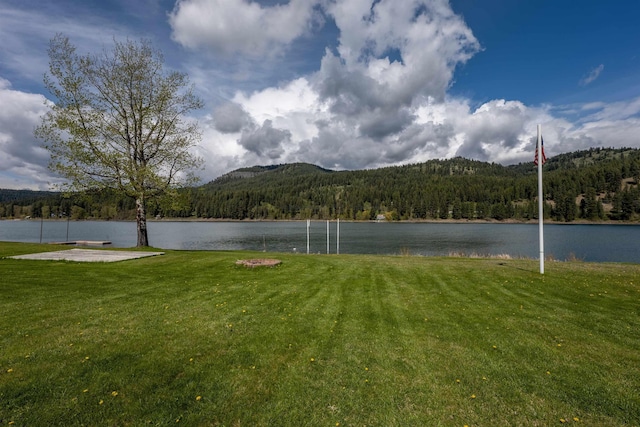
left=1, top=242, right=639, bottom=426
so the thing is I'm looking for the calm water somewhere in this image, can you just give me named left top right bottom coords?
left=1, top=219, right=638, bottom=263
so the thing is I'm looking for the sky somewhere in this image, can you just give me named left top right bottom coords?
left=1, top=0, right=640, bottom=190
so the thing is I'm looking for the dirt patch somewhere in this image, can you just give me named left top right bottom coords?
left=235, top=259, right=282, bottom=268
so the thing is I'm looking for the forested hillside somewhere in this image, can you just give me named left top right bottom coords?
left=179, top=148, right=640, bottom=221
left=2, top=148, right=640, bottom=222
left=0, top=189, right=56, bottom=204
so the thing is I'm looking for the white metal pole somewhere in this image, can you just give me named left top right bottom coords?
left=326, top=220, right=330, bottom=254
left=537, top=124, right=545, bottom=274
left=337, top=218, right=340, bottom=255
left=306, top=219, right=310, bottom=254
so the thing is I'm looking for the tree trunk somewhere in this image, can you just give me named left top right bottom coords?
left=136, top=196, right=149, bottom=247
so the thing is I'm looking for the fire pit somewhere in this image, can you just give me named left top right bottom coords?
left=235, top=259, right=282, bottom=268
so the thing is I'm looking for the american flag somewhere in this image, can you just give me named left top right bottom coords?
left=534, top=137, right=547, bottom=166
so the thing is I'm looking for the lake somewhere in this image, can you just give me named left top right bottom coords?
left=1, top=219, right=638, bottom=263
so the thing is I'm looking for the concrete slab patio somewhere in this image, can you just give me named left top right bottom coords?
left=9, top=248, right=164, bottom=262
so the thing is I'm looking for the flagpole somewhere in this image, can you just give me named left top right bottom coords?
left=537, top=124, right=544, bottom=274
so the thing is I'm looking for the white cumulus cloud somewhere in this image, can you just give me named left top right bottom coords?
left=169, top=0, right=320, bottom=56
left=0, top=78, right=57, bottom=189
left=191, top=1, right=640, bottom=179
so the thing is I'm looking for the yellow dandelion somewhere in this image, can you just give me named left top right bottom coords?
left=111, top=391, right=118, bottom=397
left=560, top=418, right=566, bottom=423
left=99, top=399, right=104, bottom=405
left=6, top=368, right=13, bottom=373
left=365, top=367, right=369, bottom=371
left=196, top=395, right=202, bottom=401
left=83, top=389, right=89, bottom=393
left=573, top=417, right=580, bottom=422
left=492, top=345, right=497, bottom=349
left=547, top=371, right=551, bottom=375
left=471, top=394, right=476, bottom=399
left=456, top=379, right=460, bottom=383
left=310, top=357, right=315, bottom=362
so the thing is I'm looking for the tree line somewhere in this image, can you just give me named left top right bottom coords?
left=3, top=147, right=640, bottom=223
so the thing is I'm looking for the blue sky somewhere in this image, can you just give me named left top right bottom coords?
left=449, top=0, right=640, bottom=106
left=1, top=0, right=640, bottom=190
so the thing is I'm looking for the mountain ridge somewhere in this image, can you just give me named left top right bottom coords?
left=204, top=147, right=639, bottom=189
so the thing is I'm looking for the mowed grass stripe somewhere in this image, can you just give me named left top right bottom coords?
left=1, top=242, right=639, bottom=426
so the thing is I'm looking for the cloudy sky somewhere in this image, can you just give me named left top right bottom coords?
left=1, top=0, right=640, bottom=190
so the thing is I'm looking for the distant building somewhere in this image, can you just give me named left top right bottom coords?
left=376, top=214, right=386, bottom=222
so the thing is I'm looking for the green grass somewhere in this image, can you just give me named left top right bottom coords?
left=1, top=242, right=639, bottom=426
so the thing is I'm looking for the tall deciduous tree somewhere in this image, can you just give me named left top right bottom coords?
left=36, top=35, right=203, bottom=246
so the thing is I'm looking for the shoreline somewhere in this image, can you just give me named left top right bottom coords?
left=7, top=217, right=639, bottom=225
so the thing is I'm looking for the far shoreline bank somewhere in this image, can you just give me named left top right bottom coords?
left=7, top=217, right=640, bottom=225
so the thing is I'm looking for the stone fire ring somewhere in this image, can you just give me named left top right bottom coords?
left=235, top=259, right=282, bottom=268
